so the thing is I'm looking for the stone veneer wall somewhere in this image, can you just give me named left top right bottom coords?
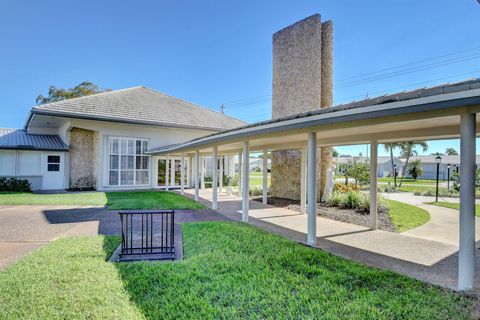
left=69, top=127, right=99, bottom=189
left=271, top=14, right=333, bottom=200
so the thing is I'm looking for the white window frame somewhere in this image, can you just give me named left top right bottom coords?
left=108, top=137, right=150, bottom=187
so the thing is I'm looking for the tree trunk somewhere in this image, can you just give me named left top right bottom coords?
left=398, top=146, right=412, bottom=187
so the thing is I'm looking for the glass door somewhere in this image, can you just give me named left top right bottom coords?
left=157, top=159, right=167, bottom=186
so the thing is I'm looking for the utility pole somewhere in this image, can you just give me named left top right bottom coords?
left=220, top=104, right=224, bottom=114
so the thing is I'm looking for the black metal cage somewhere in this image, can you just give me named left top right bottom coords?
left=118, top=210, right=175, bottom=261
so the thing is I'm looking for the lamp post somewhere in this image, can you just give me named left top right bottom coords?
left=393, top=164, right=397, bottom=187
left=435, top=156, right=442, bottom=202
left=447, top=164, right=451, bottom=190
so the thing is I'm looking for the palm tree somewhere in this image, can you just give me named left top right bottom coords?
left=383, top=143, right=400, bottom=186
left=407, top=159, right=424, bottom=180
left=398, top=141, right=428, bottom=187
left=445, top=147, right=458, bottom=155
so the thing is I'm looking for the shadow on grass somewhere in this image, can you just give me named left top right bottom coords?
left=107, top=222, right=479, bottom=319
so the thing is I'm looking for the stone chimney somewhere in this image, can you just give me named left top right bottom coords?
left=271, top=14, right=333, bottom=200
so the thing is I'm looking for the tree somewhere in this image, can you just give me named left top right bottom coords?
left=346, top=158, right=369, bottom=188
left=407, top=159, right=424, bottom=180
left=430, top=152, right=444, bottom=156
left=445, top=147, right=458, bottom=155
left=36, top=81, right=109, bottom=105
left=398, top=141, right=428, bottom=187
left=332, top=148, right=339, bottom=157
left=383, top=143, right=400, bottom=185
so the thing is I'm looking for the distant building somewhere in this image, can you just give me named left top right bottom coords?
left=334, top=155, right=480, bottom=180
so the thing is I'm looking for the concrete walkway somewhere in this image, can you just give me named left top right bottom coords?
left=382, top=192, right=480, bottom=245
left=0, top=205, right=226, bottom=270
left=183, top=189, right=480, bottom=291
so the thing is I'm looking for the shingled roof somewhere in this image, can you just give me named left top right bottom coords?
left=0, top=128, right=68, bottom=151
left=27, top=86, right=246, bottom=131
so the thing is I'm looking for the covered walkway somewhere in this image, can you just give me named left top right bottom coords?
left=150, top=79, right=480, bottom=290
left=183, top=188, right=480, bottom=291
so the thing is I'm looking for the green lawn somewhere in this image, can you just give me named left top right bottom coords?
left=0, top=222, right=476, bottom=319
left=0, top=191, right=205, bottom=210
left=249, top=172, right=271, bottom=188
left=397, top=185, right=448, bottom=194
left=378, top=177, right=443, bottom=185
left=386, top=199, right=431, bottom=232
left=429, top=202, right=480, bottom=217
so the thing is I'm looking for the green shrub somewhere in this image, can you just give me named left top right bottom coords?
left=378, top=184, right=397, bottom=193
left=0, top=177, right=32, bottom=192
left=249, top=186, right=263, bottom=196
left=325, top=191, right=344, bottom=207
left=225, top=175, right=238, bottom=187
left=343, top=191, right=361, bottom=209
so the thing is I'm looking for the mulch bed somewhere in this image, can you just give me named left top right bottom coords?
left=253, top=197, right=396, bottom=232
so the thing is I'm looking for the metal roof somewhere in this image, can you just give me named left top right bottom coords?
left=147, top=78, right=480, bottom=154
left=0, top=128, right=68, bottom=151
left=27, top=86, right=246, bottom=131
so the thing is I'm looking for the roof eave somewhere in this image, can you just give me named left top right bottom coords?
left=28, top=109, right=234, bottom=132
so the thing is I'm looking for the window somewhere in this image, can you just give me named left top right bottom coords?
left=47, top=155, right=60, bottom=172
left=109, top=137, right=149, bottom=186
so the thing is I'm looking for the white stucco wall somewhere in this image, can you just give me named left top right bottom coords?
left=54, top=118, right=218, bottom=191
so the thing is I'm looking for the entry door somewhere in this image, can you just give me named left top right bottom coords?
left=43, top=153, right=65, bottom=190
left=156, top=157, right=187, bottom=188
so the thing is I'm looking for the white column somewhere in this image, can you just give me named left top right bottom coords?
left=194, top=151, right=200, bottom=201
left=262, top=150, right=268, bottom=205
left=212, top=146, right=218, bottom=210
left=238, top=152, right=242, bottom=197
left=187, top=156, right=192, bottom=187
left=165, top=156, right=170, bottom=190
left=242, top=141, right=250, bottom=222
left=300, top=146, right=307, bottom=214
left=180, top=153, right=185, bottom=195
left=369, top=139, right=378, bottom=229
left=307, top=132, right=317, bottom=246
left=219, top=155, right=224, bottom=193
left=170, top=158, right=175, bottom=187
left=201, top=156, right=205, bottom=189
left=458, top=113, right=476, bottom=291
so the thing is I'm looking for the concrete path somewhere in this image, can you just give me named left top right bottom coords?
left=382, top=192, right=480, bottom=245
left=183, top=189, right=480, bottom=291
left=0, top=205, right=227, bottom=270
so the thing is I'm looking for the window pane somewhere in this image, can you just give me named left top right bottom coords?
left=120, top=139, right=127, bottom=155
left=136, top=140, right=142, bottom=155
left=110, top=139, right=119, bottom=154
left=48, top=164, right=59, bottom=172
left=136, top=156, right=141, bottom=170
left=121, top=156, right=134, bottom=169
left=47, top=155, right=60, bottom=163
left=109, top=171, right=118, bottom=185
left=128, top=156, right=134, bottom=169
left=142, top=141, right=148, bottom=154
left=121, top=171, right=134, bottom=185
left=142, top=156, right=149, bottom=169
left=110, top=155, right=119, bottom=170
left=128, top=140, right=134, bottom=155
left=136, top=171, right=149, bottom=185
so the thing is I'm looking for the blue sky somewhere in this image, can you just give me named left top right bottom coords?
left=1, top=0, right=479, bottom=156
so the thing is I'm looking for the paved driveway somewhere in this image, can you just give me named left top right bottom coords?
left=0, top=205, right=119, bottom=270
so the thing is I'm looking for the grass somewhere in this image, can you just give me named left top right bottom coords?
left=385, top=199, right=431, bottom=232
left=0, top=222, right=476, bottom=319
left=0, top=191, right=206, bottom=210
left=396, top=185, right=448, bottom=193
left=428, top=202, right=480, bottom=217
left=249, top=172, right=271, bottom=188
left=378, top=177, right=443, bottom=185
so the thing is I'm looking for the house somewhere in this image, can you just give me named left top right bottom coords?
left=0, top=87, right=245, bottom=190
left=407, top=155, right=480, bottom=180
left=334, top=156, right=404, bottom=178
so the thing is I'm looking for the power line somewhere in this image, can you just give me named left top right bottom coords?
left=335, top=45, right=480, bottom=83
left=216, top=45, right=480, bottom=111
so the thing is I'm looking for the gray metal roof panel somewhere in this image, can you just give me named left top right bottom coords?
left=0, top=128, right=68, bottom=151
left=29, top=86, right=246, bottom=131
